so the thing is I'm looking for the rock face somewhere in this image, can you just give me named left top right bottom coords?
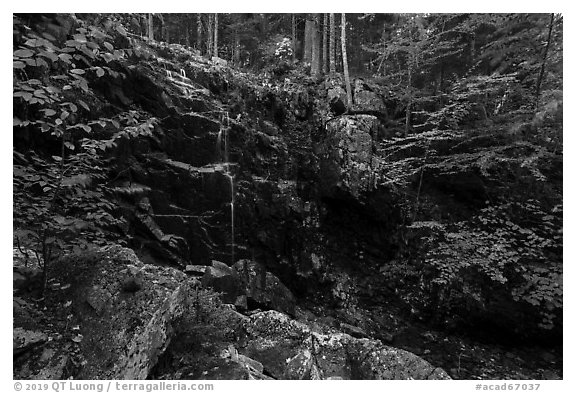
left=319, top=115, right=381, bottom=198
left=243, top=311, right=450, bottom=380
left=201, top=260, right=243, bottom=303
left=352, top=79, right=387, bottom=115
left=71, top=246, right=192, bottom=379
left=14, top=243, right=449, bottom=380
left=328, top=85, right=347, bottom=115
left=233, top=260, right=296, bottom=316
left=14, top=245, right=193, bottom=380
left=200, top=259, right=297, bottom=315
left=13, top=328, right=47, bottom=357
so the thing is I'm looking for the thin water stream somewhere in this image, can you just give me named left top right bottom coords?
left=216, top=111, right=235, bottom=264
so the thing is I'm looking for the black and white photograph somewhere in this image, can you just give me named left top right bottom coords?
left=11, top=7, right=564, bottom=385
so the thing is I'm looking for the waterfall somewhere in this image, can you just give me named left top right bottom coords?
left=218, top=112, right=234, bottom=264
left=227, top=169, right=235, bottom=264
left=217, top=129, right=223, bottom=156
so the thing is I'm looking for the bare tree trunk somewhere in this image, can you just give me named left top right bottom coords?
left=304, top=15, right=314, bottom=63
left=207, top=14, right=213, bottom=57
left=184, top=17, right=190, bottom=47
left=341, top=13, right=352, bottom=108
left=148, top=13, right=154, bottom=41
left=196, top=14, right=202, bottom=53
left=322, top=13, right=328, bottom=74
left=157, top=13, right=165, bottom=42
left=311, top=14, right=321, bottom=77
left=292, top=14, right=296, bottom=62
left=336, top=18, right=342, bottom=73
left=213, top=13, right=219, bottom=58
left=535, top=13, right=555, bottom=112
left=139, top=14, right=145, bottom=37
left=329, top=13, right=336, bottom=75
left=232, top=29, right=240, bottom=66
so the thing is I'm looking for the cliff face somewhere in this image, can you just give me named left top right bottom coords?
left=13, top=15, right=562, bottom=380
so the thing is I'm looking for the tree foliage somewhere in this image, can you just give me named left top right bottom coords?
left=13, top=14, right=158, bottom=291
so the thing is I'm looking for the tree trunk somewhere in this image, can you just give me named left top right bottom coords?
left=148, top=13, right=154, bottom=41
left=139, top=14, right=145, bottom=37
left=322, top=13, right=328, bottom=74
left=535, top=13, right=555, bottom=112
left=260, top=14, right=268, bottom=37
left=207, top=14, right=213, bottom=57
left=341, top=13, right=352, bottom=108
left=304, top=15, right=314, bottom=63
left=336, top=19, right=342, bottom=72
left=405, top=65, right=412, bottom=136
left=232, top=29, right=240, bottom=66
left=157, top=13, right=165, bottom=42
left=329, top=13, right=336, bottom=75
left=196, top=14, right=202, bottom=53
left=184, top=18, right=190, bottom=47
left=292, top=14, right=297, bottom=62
left=164, top=23, right=169, bottom=43
left=213, top=13, right=219, bottom=58
left=311, top=14, right=321, bottom=77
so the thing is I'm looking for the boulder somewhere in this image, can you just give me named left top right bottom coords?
left=46, top=245, right=190, bottom=379
left=201, top=260, right=242, bottom=303
left=353, top=90, right=386, bottom=113
left=352, top=79, right=386, bottom=114
left=318, top=115, right=382, bottom=198
left=241, top=310, right=450, bottom=380
left=13, top=328, right=47, bottom=356
left=233, top=260, right=296, bottom=316
left=328, top=86, right=347, bottom=115
left=201, top=259, right=296, bottom=315
left=185, top=265, right=207, bottom=276
left=14, top=341, right=72, bottom=380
